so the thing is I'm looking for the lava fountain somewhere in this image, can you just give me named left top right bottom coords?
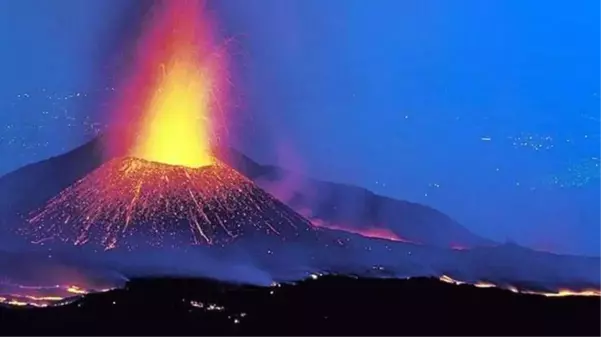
left=107, top=0, right=229, bottom=165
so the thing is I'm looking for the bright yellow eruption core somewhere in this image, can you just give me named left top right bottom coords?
left=131, top=57, right=215, bottom=168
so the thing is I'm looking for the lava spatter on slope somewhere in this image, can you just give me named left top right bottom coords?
left=23, top=157, right=324, bottom=250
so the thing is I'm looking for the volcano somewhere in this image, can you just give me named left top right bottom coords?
left=23, top=156, right=323, bottom=250
left=0, top=0, right=491, bottom=249
left=1, top=142, right=600, bottom=297
left=0, top=135, right=491, bottom=250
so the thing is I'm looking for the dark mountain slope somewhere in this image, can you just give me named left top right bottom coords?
left=0, top=138, right=105, bottom=228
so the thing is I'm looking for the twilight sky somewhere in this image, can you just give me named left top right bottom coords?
left=0, top=0, right=599, bottom=255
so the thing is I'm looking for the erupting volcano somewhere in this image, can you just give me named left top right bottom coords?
left=4, top=0, right=598, bottom=316
left=21, top=0, right=321, bottom=250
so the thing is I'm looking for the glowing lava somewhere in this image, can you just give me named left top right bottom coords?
left=24, top=157, right=322, bottom=250
left=294, top=208, right=414, bottom=243
left=0, top=283, right=111, bottom=308
left=306, top=217, right=413, bottom=243
left=109, top=0, right=229, bottom=167
left=439, top=274, right=601, bottom=298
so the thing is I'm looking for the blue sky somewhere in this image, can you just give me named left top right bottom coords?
left=0, top=0, right=599, bottom=255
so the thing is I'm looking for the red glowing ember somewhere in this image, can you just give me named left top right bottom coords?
left=439, top=275, right=601, bottom=298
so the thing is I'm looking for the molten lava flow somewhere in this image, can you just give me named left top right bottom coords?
left=0, top=283, right=111, bottom=308
left=294, top=208, right=414, bottom=243
left=24, top=157, right=322, bottom=250
left=438, top=274, right=601, bottom=298
left=109, top=0, right=229, bottom=167
left=308, top=218, right=413, bottom=243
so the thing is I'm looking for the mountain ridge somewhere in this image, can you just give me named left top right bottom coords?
left=0, top=134, right=491, bottom=248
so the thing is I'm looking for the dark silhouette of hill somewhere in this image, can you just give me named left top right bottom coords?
left=0, top=134, right=491, bottom=249
left=0, top=275, right=598, bottom=335
left=0, top=138, right=105, bottom=231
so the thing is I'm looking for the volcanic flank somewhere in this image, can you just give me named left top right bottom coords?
left=24, top=157, right=322, bottom=250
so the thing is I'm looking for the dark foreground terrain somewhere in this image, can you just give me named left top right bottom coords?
left=0, top=275, right=598, bottom=335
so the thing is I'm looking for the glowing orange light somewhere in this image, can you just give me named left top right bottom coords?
left=66, top=285, right=88, bottom=295
left=0, top=284, right=101, bottom=308
left=301, top=213, right=414, bottom=243
left=109, top=0, right=229, bottom=168
left=438, top=274, right=600, bottom=298
left=131, top=54, right=215, bottom=168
